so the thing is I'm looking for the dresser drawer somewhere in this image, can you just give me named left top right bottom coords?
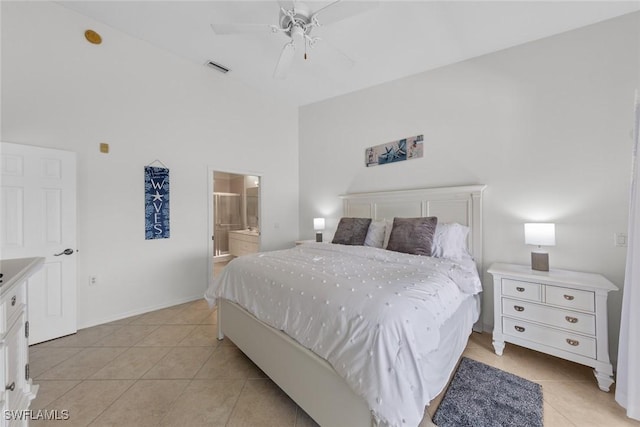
left=502, top=279, right=541, bottom=302
left=503, top=317, right=596, bottom=359
left=502, top=298, right=596, bottom=335
left=1, top=282, right=26, bottom=334
left=545, top=286, right=594, bottom=312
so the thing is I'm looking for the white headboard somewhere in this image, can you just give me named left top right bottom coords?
left=340, top=185, right=487, bottom=272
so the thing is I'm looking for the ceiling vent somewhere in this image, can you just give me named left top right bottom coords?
left=206, top=60, right=230, bottom=74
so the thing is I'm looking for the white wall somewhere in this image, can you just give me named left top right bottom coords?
left=299, top=12, right=640, bottom=362
left=1, top=2, right=299, bottom=327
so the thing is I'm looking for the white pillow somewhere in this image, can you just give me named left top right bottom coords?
left=383, top=219, right=393, bottom=249
left=364, top=220, right=386, bottom=248
left=431, top=223, right=471, bottom=260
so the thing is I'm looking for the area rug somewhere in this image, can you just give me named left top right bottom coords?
left=432, top=357, right=543, bottom=427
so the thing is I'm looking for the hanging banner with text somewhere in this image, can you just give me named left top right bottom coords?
left=144, top=166, right=170, bottom=240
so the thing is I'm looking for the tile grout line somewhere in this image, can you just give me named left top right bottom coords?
left=225, top=378, right=250, bottom=427
left=31, top=346, right=86, bottom=380
left=89, top=346, right=174, bottom=381
left=542, top=397, right=579, bottom=427
left=85, top=379, right=144, bottom=426
left=32, top=378, right=84, bottom=415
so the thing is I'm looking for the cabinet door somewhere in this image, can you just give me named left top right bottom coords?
left=229, top=237, right=239, bottom=257
left=0, top=340, right=5, bottom=426
left=4, top=314, right=26, bottom=423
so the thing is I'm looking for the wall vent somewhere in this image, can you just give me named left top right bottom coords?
left=206, top=60, right=230, bottom=74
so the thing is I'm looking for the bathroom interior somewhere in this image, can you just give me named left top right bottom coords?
left=213, top=171, right=260, bottom=274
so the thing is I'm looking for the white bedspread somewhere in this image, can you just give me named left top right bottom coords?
left=205, top=243, right=482, bottom=427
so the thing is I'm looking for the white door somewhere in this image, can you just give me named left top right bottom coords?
left=1, top=142, right=77, bottom=344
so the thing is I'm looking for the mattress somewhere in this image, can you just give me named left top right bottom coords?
left=205, top=242, right=482, bottom=427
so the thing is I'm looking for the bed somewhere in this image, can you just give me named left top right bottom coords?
left=205, top=185, right=486, bottom=427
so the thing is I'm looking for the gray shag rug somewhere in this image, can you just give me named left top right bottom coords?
left=432, top=357, right=543, bottom=427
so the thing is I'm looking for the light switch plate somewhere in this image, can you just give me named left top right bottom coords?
left=614, top=233, right=627, bottom=247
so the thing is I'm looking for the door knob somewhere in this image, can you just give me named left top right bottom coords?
left=54, top=248, right=74, bottom=256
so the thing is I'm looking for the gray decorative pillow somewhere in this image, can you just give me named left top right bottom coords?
left=364, top=220, right=386, bottom=248
left=332, top=217, right=372, bottom=245
left=386, top=217, right=438, bottom=256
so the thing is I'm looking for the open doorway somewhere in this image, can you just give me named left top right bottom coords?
left=210, top=170, right=261, bottom=279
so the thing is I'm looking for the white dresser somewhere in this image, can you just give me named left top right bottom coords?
left=0, top=257, right=43, bottom=425
left=488, top=262, right=618, bottom=392
left=228, top=230, right=259, bottom=257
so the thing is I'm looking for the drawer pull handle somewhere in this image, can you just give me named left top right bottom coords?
left=5, top=382, right=15, bottom=391
left=565, top=316, right=578, bottom=324
left=11, top=296, right=16, bottom=306
left=566, top=338, right=580, bottom=346
left=514, top=305, right=525, bottom=312
left=563, top=294, right=575, bottom=301
left=514, top=326, right=525, bottom=333
left=516, top=287, right=525, bottom=292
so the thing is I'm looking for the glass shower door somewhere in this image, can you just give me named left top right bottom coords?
left=214, top=193, right=242, bottom=257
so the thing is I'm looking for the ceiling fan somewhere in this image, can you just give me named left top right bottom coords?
left=211, top=0, right=378, bottom=79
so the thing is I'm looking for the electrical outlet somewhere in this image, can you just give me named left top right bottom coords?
left=614, top=233, right=627, bottom=247
left=89, top=276, right=98, bottom=285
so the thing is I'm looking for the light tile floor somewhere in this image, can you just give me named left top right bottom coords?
left=28, top=299, right=639, bottom=426
left=458, top=334, right=638, bottom=427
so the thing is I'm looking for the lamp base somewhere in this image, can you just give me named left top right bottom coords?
left=531, top=252, right=549, bottom=271
left=315, top=232, right=323, bottom=243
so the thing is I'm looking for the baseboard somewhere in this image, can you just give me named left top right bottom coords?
left=77, top=294, right=205, bottom=330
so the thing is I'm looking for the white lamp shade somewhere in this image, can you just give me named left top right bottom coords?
left=524, top=223, right=556, bottom=246
left=313, top=218, right=325, bottom=231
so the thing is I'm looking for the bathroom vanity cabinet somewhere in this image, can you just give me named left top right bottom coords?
left=228, top=230, right=259, bottom=257
left=0, top=257, right=43, bottom=425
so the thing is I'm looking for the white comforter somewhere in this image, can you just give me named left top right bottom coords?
left=205, top=243, right=482, bottom=427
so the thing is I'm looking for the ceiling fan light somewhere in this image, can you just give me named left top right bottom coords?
left=290, top=25, right=305, bottom=40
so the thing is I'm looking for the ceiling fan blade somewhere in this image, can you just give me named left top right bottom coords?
left=273, top=42, right=296, bottom=79
left=211, top=23, right=274, bottom=35
left=312, top=0, right=378, bottom=26
left=277, top=0, right=295, bottom=10
left=312, top=38, right=355, bottom=70
left=324, top=39, right=355, bottom=68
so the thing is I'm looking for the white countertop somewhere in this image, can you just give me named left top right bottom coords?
left=0, top=257, right=45, bottom=296
left=228, top=230, right=260, bottom=236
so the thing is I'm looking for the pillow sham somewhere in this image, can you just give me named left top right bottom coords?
left=431, top=222, right=471, bottom=260
left=364, top=220, right=386, bottom=248
left=382, top=218, right=393, bottom=249
left=332, top=217, right=372, bottom=245
left=386, top=217, right=437, bottom=256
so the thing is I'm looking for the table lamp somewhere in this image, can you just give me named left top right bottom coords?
left=314, top=218, right=325, bottom=242
left=524, top=223, right=556, bottom=271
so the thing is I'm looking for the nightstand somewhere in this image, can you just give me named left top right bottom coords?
left=488, top=262, right=618, bottom=392
left=295, top=239, right=326, bottom=245
left=295, top=239, right=315, bottom=246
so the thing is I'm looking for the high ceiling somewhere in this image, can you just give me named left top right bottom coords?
left=58, top=1, right=640, bottom=107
